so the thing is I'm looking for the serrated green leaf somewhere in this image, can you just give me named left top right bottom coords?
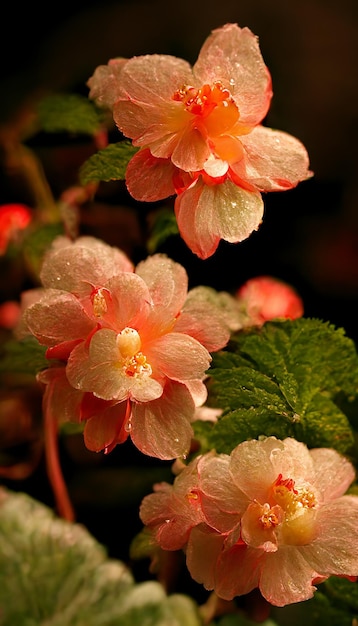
left=147, top=207, right=179, bottom=253
left=197, top=319, right=358, bottom=455
left=36, top=94, right=104, bottom=135
left=79, top=141, right=139, bottom=184
left=271, top=583, right=357, bottom=626
left=0, top=337, right=48, bottom=376
left=0, top=488, right=202, bottom=626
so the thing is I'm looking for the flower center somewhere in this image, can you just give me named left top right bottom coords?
left=116, top=327, right=152, bottom=378
left=173, top=81, right=240, bottom=136
left=269, top=473, right=318, bottom=545
left=91, top=288, right=109, bottom=317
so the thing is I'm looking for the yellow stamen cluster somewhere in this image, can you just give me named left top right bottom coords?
left=116, top=327, right=152, bottom=378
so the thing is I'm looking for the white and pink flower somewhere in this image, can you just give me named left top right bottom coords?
left=88, top=23, right=312, bottom=259
left=140, top=437, right=358, bottom=606
left=21, top=236, right=231, bottom=458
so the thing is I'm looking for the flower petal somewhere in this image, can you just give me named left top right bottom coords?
left=135, top=254, right=188, bottom=316
left=175, top=285, right=231, bottom=352
left=87, top=58, right=128, bottom=109
left=24, top=290, right=95, bottom=346
left=300, top=496, right=358, bottom=576
left=193, top=23, right=272, bottom=126
left=310, top=447, right=355, bottom=501
left=83, top=400, right=130, bottom=453
left=131, top=380, right=194, bottom=459
left=175, top=178, right=263, bottom=259
left=126, top=149, right=176, bottom=202
left=260, top=548, right=319, bottom=606
left=236, top=125, right=312, bottom=191
left=40, top=236, right=133, bottom=295
left=146, top=332, right=211, bottom=381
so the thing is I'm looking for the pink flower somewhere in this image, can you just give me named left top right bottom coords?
left=140, top=437, right=358, bottom=606
left=236, top=275, right=304, bottom=326
left=65, top=254, right=230, bottom=457
left=88, top=23, right=312, bottom=259
left=21, top=236, right=231, bottom=458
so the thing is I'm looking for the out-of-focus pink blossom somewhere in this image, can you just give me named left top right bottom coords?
left=0, top=203, right=32, bottom=254
left=236, top=275, right=304, bottom=326
left=21, top=235, right=231, bottom=458
left=140, top=437, right=358, bottom=606
left=0, top=301, right=21, bottom=329
left=88, top=24, right=312, bottom=259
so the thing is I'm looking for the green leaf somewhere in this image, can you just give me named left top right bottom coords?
left=0, top=337, right=48, bottom=376
left=196, top=319, right=358, bottom=455
left=271, top=579, right=358, bottom=626
left=0, top=488, right=202, bottom=626
left=79, top=141, right=139, bottom=184
left=36, top=94, right=104, bottom=136
left=147, top=207, right=179, bottom=253
left=22, top=222, right=65, bottom=281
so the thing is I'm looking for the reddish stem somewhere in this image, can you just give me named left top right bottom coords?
left=43, top=386, right=75, bottom=522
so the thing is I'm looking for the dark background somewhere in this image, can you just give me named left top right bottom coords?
left=1, top=0, right=358, bottom=596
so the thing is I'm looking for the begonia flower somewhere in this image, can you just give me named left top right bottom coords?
left=140, top=437, right=358, bottom=606
left=236, top=275, right=304, bottom=326
left=65, top=254, right=230, bottom=458
left=88, top=23, right=312, bottom=259
left=21, top=235, right=231, bottom=458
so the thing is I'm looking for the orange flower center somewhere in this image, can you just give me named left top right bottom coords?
left=173, top=81, right=240, bottom=136
left=263, top=473, right=318, bottom=545
left=116, top=327, right=152, bottom=378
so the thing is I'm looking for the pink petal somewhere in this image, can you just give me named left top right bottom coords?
left=112, top=54, right=193, bottom=140
left=186, top=524, right=227, bottom=592
left=145, top=332, right=211, bottom=381
left=301, top=496, right=358, bottom=576
left=175, top=178, right=263, bottom=259
left=24, top=290, right=95, bottom=346
left=310, top=447, right=355, bottom=501
left=40, top=236, right=133, bottom=296
left=230, top=438, right=285, bottom=501
left=126, top=149, right=176, bottom=202
left=175, top=286, right=231, bottom=352
left=185, top=379, right=208, bottom=407
left=213, top=544, right=263, bottom=600
left=131, top=380, right=194, bottom=459
left=135, top=253, right=188, bottom=320
left=104, top=272, right=152, bottom=330
left=87, top=58, right=128, bottom=109
left=259, top=548, right=320, bottom=606
left=193, top=24, right=272, bottom=126
left=83, top=400, right=130, bottom=453
left=169, top=125, right=210, bottom=172
left=235, top=125, right=312, bottom=191
left=38, top=366, right=84, bottom=424
left=116, top=54, right=193, bottom=102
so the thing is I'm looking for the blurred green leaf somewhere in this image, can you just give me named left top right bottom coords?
left=36, top=94, right=104, bottom=136
left=0, top=488, right=202, bottom=626
left=0, top=337, right=48, bottom=376
left=79, top=141, right=138, bottom=184
left=22, top=222, right=65, bottom=281
left=147, top=207, right=179, bottom=253
left=271, top=579, right=358, bottom=626
left=195, top=319, right=358, bottom=455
